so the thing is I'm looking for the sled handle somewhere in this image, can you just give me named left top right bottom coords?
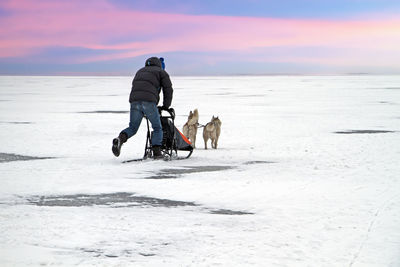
left=158, top=106, right=175, bottom=120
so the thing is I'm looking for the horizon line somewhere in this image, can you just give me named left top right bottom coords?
left=1, top=73, right=400, bottom=77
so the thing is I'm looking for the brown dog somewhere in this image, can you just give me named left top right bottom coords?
left=203, top=116, right=221, bottom=149
left=182, top=109, right=199, bottom=148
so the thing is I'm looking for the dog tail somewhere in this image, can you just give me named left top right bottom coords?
left=193, top=109, right=199, bottom=118
left=188, top=108, right=199, bottom=125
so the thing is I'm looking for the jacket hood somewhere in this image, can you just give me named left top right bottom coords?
left=145, top=57, right=162, bottom=68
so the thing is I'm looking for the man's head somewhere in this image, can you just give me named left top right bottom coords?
left=145, top=57, right=162, bottom=68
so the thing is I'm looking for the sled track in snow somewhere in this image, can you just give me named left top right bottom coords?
left=348, top=194, right=399, bottom=267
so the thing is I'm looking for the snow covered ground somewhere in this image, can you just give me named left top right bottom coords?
left=0, top=75, right=399, bottom=266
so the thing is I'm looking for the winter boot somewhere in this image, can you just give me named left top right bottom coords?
left=112, top=132, right=127, bottom=157
left=152, top=145, right=163, bottom=160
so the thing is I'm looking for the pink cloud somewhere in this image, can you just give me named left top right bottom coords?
left=1, top=0, right=399, bottom=67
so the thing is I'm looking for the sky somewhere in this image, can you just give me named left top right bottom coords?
left=0, top=0, right=400, bottom=75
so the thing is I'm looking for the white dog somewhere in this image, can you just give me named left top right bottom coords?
left=182, top=109, right=199, bottom=148
left=203, top=116, right=221, bottom=149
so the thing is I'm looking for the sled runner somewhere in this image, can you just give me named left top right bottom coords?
left=123, top=107, right=193, bottom=163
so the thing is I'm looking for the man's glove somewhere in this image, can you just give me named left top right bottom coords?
left=168, top=108, right=175, bottom=119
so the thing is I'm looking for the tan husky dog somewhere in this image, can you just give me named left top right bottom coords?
left=182, top=109, right=199, bottom=148
left=203, top=116, right=222, bottom=149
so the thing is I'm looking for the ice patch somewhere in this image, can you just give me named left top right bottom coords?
left=24, top=192, right=254, bottom=216
left=243, top=160, right=275, bottom=165
left=26, top=192, right=197, bottom=208
left=0, top=121, right=33, bottom=124
left=0, top=153, right=54, bottom=163
left=145, top=165, right=234, bottom=179
left=209, top=209, right=254, bottom=215
left=334, top=130, right=396, bottom=134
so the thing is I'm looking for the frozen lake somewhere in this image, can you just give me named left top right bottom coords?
left=0, top=75, right=399, bottom=266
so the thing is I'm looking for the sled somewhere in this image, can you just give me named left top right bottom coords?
left=123, top=107, right=193, bottom=163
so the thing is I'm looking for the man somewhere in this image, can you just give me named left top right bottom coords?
left=112, top=57, right=173, bottom=159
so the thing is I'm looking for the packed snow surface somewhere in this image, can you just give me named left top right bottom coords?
left=0, top=75, right=399, bottom=266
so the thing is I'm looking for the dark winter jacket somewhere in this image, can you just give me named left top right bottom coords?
left=129, top=57, right=173, bottom=108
